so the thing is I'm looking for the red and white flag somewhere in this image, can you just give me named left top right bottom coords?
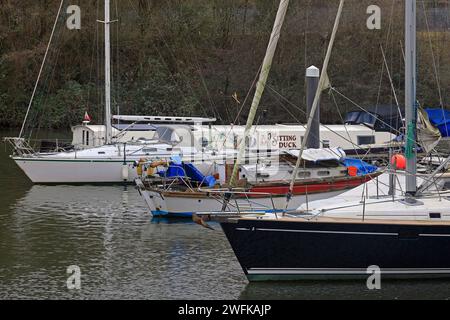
left=83, top=111, right=91, bottom=122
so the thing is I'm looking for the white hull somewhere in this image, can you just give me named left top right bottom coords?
left=11, top=138, right=238, bottom=183
left=14, top=158, right=138, bottom=183
left=13, top=155, right=218, bottom=184
left=140, top=188, right=344, bottom=218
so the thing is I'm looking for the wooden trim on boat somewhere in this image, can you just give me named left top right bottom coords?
left=236, top=215, right=450, bottom=226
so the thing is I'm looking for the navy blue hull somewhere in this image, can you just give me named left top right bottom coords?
left=220, top=218, right=450, bottom=281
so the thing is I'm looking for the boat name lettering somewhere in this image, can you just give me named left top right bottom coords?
left=279, top=135, right=297, bottom=148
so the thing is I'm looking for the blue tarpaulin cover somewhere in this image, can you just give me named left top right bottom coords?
left=425, top=108, right=450, bottom=137
left=343, top=158, right=378, bottom=176
left=165, top=163, right=185, bottom=177
left=163, top=162, right=216, bottom=187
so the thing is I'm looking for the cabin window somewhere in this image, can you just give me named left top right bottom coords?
left=357, top=135, right=375, bottom=145
left=86, top=131, right=90, bottom=146
left=200, top=137, right=209, bottom=148
left=442, top=183, right=450, bottom=193
left=317, top=171, right=330, bottom=176
left=297, top=171, right=311, bottom=178
left=429, top=212, right=441, bottom=219
left=256, top=173, right=270, bottom=178
left=82, top=130, right=85, bottom=145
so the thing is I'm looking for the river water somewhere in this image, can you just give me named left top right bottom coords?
left=1, top=131, right=450, bottom=300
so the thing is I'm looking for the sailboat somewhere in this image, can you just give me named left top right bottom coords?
left=208, top=0, right=450, bottom=281
left=135, top=0, right=381, bottom=218
left=3, top=1, right=239, bottom=184
left=136, top=148, right=380, bottom=218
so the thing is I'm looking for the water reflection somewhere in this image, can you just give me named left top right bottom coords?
left=0, top=184, right=246, bottom=299
left=151, top=217, right=196, bottom=225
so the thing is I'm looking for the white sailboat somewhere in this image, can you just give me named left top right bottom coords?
left=136, top=147, right=380, bottom=217
left=3, top=1, right=235, bottom=184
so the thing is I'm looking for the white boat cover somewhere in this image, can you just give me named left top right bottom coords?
left=285, top=147, right=346, bottom=162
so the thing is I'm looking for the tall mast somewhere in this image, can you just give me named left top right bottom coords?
left=104, top=0, right=112, bottom=144
left=405, top=0, right=417, bottom=195
left=228, top=0, right=289, bottom=187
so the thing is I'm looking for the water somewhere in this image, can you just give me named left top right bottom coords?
left=1, top=131, right=450, bottom=299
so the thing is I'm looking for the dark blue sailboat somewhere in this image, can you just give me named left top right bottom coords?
left=214, top=0, right=450, bottom=281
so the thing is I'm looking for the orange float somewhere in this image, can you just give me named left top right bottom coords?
left=390, top=154, right=406, bottom=170
left=347, top=166, right=358, bottom=177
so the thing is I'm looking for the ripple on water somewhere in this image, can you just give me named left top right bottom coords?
left=0, top=183, right=247, bottom=299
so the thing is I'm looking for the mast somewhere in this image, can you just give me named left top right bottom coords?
left=104, top=0, right=112, bottom=144
left=405, top=0, right=417, bottom=195
left=228, top=0, right=289, bottom=187
left=285, top=0, right=344, bottom=207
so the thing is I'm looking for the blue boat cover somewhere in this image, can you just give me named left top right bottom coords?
left=425, top=108, right=450, bottom=137
left=183, top=163, right=216, bottom=187
left=343, top=158, right=378, bottom=176
left=165, top=163, right=186, bottom=177
left=163, top=162, right=216, bottom=187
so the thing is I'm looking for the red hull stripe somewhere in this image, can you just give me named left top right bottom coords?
left=249, top=176, right=372, bottom=195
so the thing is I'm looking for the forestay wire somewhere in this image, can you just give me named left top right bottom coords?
left=19, top=0, right=65, bottom=139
